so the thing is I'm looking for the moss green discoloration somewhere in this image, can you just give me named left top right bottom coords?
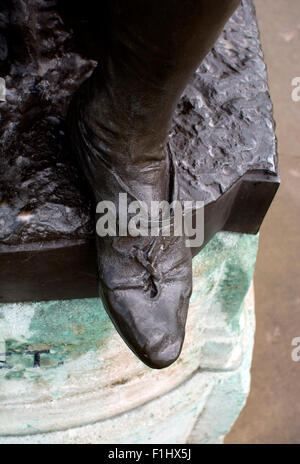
left=215, top=234, right=258, bottom=329
left=218, top=262, right=250, bottom=330
left=192, top=232, right=258, bottom=329
left=27, top=299, right=114, bottom=363
left=5, top=369, right=25, bottom=380
left=0, top=298, right=114, bottom=376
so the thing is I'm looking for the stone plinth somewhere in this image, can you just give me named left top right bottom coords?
left=0, top=232, right=257, bottom=444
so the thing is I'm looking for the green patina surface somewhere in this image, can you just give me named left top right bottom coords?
left=0, top=298, right=114, bottom=379
left=200, top=233, right=258, bottom=330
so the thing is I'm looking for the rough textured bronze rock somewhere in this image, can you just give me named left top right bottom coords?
left=0, top=0, right=279, bottom=304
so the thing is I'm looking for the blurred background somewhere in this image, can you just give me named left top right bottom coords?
left=226, top=0, right=300, bottom=444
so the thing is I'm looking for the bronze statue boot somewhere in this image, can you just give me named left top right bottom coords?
left=67, top=0, right=241, bottom=368
left=68, top=79, right=193, bottom=369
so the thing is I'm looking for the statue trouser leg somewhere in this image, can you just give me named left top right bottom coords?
left=85, top=0, right=240, bottom=165
left=68, top=0, right=241, bottom=368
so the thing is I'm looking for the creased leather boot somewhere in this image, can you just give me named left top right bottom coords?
left=68, top=83, right=193, bottom=369
left=67, top=0, right=241, bottom=368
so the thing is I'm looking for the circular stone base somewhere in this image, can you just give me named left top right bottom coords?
left=0, top=232, right=258, bottom=444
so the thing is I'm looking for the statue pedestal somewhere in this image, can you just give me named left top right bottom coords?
left=0, top=232, right=257, bottom=444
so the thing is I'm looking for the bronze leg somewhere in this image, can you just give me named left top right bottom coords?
left=67, top=0, right=241, bottom=369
